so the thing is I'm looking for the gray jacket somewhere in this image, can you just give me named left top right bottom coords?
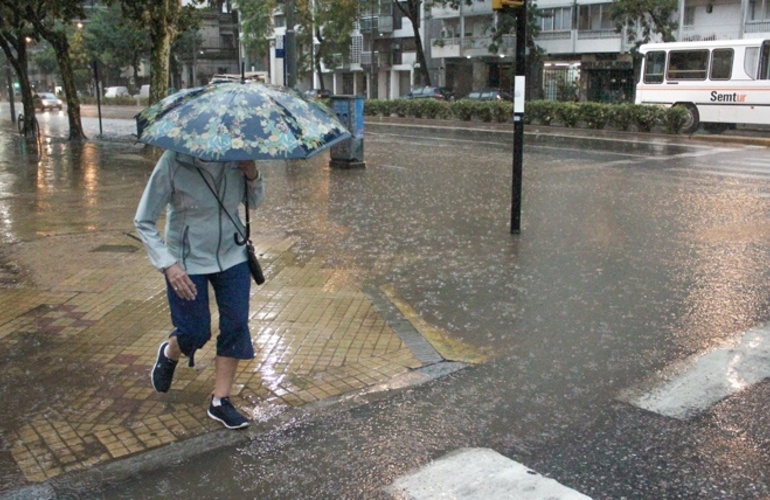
left=134, top=150, right=265, bottom=275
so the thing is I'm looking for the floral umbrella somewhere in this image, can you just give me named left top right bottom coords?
left=135, top=82, right=351, bottom=161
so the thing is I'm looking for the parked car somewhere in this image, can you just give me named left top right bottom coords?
left=304, top=88, right=332, bottom=99
left=33, top=92, right=63, bottom=111
left=464, top=88, right=513, bottom=101
left=403, top=86, right=454, bottom=100
left=104, top=86, right=129, bottom=98
left=135, top=84, right=150, bottom=98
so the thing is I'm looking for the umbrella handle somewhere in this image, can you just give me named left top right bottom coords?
left=234, top=231, right=248, bottom=246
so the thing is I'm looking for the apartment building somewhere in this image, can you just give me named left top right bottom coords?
left=266, top=0, right=770, bottom=102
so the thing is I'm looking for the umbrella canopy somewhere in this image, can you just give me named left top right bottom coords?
left=135, top=82, right=351, bottom=161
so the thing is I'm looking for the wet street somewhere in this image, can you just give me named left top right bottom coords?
left=4, top=108, right=770, bottom=498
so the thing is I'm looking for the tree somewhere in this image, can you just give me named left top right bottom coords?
left=0, top=3, right=37, bottom=137
left=23, top=0, right=87, bottom=140
left=394, top=0, right=431, bottom=86
left=296, top=0, right=359, bottom=91
left=83, top=3, right=151, bottom=92
left=488, top=1, right=545, bottom=99
left=110, top=0, right=199, bottom=104
left=238, top=0, right=275, bottom=63
left=610, top=0, right=678, bottom=47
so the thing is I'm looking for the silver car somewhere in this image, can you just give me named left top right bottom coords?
left=34, top=92, right=64, bottom=111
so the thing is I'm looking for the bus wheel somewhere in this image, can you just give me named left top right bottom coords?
left=704, top=123, right=729, bottom=134
left=677, top=103, right=700, bottom=134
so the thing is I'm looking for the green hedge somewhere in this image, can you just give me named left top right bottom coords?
left=363, top=98, right=689, bottom=134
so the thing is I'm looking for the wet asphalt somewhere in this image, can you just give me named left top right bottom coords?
left=3, top=106, right=770, bottom=498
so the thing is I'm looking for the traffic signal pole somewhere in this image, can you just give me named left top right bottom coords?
left=493, top=0, right=526, bottom=233
left=511, top=1, right=526, bottom=234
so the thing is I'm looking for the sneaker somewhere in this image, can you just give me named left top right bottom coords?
left=207, top=397, right=250, bottom=429
left=151, top=341, right=178, bottom=393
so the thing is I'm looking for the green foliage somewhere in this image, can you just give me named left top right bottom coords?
left=610, top=0, right=678, bottom=47
left=579, top=102, right=609, bottom=129
left=630, top=104, right=662, bottom=132
left=416, top=99, right=454, bottom=119
left=493, top=101, right=514, bottom=123
left=607, top=103, right=634, bottom=131
left=661, top=105, right=690, bottom=134
left=526, top=100, right=557, bottom=125
left=555, top=102, right=580, bottom=127
left=239, top=0, right=276, bottom=61
left=453, top=99, right=476, bottom=121
left=84, top=3, right=150, bottom=82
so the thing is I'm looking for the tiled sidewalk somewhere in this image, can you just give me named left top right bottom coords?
left=0, top=230, right=429, bottom=487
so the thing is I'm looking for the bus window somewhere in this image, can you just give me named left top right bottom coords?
left=745, top=47, right=759, bottom=79
left=643, top=51, right=666, bottom=83
left=710, top=49, right=733, bottom=80
left=760, top=40, right=770, bottom=79
left=668, top=50, right=709, bottom=80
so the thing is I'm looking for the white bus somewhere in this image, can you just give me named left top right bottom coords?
left=635, top=38, right=770, bottom=133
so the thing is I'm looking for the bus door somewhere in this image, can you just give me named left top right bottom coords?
left=760, top=40, right=770, bottom=80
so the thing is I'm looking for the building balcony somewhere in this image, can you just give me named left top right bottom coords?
left=575, top=29, right=623, bottom=53
left=431, top=38, right=462, bottom=58
left=745, top=19, right=770, bottom=36
left=681, top=23, right=741, bottom=41
left=360, top=15, right=393, bottom=34
left=361, top=51, right=392, bottom=67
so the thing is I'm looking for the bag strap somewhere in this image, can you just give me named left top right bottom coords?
left=196, top=168, right=250, bottom=246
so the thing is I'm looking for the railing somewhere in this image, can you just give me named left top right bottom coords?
left=745, top=20, right=770, bottom=34
left=361, top=51, right=391, bottom=67
left=681, top=24, right=740, bottom=41
left=537, top=30, right=571, bottom=41
left=576, top=29, right=620, bottom=40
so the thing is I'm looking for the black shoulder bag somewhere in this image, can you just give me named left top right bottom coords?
left=197, top=169, right=265, bottom=285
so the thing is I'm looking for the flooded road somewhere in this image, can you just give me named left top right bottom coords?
left=3, top=110, right=770, bottom=498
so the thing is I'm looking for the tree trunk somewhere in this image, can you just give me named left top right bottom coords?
left=149, top=16, right=173, bottom=105
left=413, top=29, right=431, bottom=87
left=396, top=1, right=431, bottom=87
left=49, top=33, right=86, bottom=140
left=3, top=37, right=37, bottom=138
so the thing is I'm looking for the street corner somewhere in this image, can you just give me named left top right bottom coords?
left=0, top=230, right=461, bottom=494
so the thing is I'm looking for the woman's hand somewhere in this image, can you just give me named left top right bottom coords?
left=238, top=160, right=259, bottom=181
left=164, top=263, right=197, bottom=300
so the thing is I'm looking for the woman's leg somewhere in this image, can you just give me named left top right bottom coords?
left=210, top=261, right=253, bottom=398
left=166, top=273, right=212, bottom=364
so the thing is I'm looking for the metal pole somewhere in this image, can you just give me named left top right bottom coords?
left=510, top=3, right=526, bottom=234
left=93, top=60, right=102, bottom=137
left=285, top=0, right=297, bottom=88
left=6, top=64, right=15, bottom=123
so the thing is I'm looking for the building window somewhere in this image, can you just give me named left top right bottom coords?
left=749, top=0, right=770, bottom=20
left=577, top=4, right=613, bottom=31
left=684, top=6, right=695, bottom=25
left=541, top=7, right=572, bottom=31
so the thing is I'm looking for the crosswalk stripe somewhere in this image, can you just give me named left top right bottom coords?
left=618, top=323, right=770, bottom=420
left=385, top=448, right=592, bottom=499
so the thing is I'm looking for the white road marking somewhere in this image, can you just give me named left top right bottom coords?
left=619, top=323, right=770, bottom=420
left=385, top=447, right=592, bottom=499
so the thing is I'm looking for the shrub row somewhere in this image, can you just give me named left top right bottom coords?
left=363, top=99, right=692, bottom=135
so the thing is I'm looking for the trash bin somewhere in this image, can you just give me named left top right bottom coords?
left=329, top=95, right=365, bottom=169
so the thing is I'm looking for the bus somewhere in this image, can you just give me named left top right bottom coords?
left=635, top=38, right=770, bottom=134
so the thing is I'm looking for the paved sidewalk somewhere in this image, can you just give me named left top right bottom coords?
left=0, top=226, right=474, bottom=493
